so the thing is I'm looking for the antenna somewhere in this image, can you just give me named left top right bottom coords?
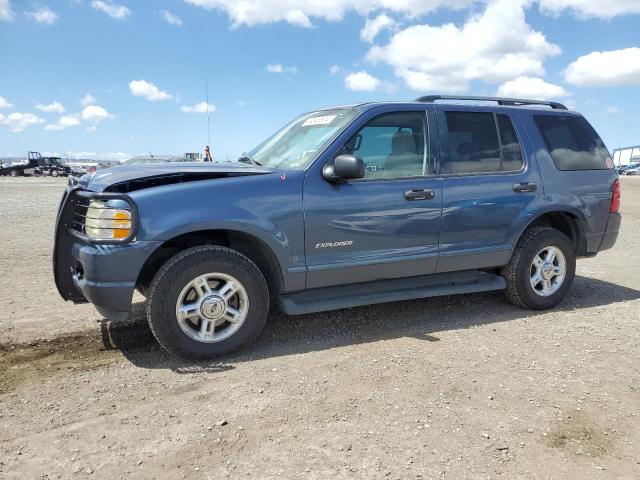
left=206, top=78, right=211, bottom=149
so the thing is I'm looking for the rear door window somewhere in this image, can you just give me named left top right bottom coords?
left=534, top=115, right=609, bottom=170
left=442, top=111, right=523, bottom=174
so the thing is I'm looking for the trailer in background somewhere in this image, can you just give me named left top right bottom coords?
left=4, top=152, right=43, bottom=177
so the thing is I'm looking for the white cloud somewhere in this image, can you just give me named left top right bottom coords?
left=80, top=94, right=97, bottom=107
left=36, top=101, right=65, bottom=114
left=0, top=112, right=44, bottom=132
left=366, top=0, right=561, bottom=92
left=45, top=115, right=81, bottom=131
left=0, top=96, right=12, bottom=109
left=129, top=79, right=173, bottom=101
left=329, top=65, right=341, bottom=75
left=284, top=9, right=312, bottom=27
left=266, top=63, right=298, bottom=74
left=345, top=71, right=380, bottom=91
left=0, top=0, right=13, bottom=21
left=26, top=6, right=58, bottom=24
left=605, top=106, right=620, bottom=114
left=565, top=48, right=640, bottom=87
left=81, top=105, right=113, bottom=122
left=538, top=0, right=640, bottom=19
left=184, top=0, right=473, bottom=27
left=43, top=105, right=113, bottom=131
left=161, top=9, right=183, bottom=26
left=181, top=101, right=216, bottom=113
left=496, top=76, right=570, bottom=100
left=360, top=13, right=395, bottom=43
left=91, top=0, right=131, bottom=20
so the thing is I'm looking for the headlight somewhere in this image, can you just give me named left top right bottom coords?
left=85, top=200, right=132, bottom=240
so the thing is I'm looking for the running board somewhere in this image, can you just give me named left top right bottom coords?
left=278, top=271, right=506, bottom=315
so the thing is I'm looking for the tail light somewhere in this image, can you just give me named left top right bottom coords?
left=610, top=179, right=621, bottom=213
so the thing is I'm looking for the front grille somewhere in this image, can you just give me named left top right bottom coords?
left=71, top=194, right=91, bottom=235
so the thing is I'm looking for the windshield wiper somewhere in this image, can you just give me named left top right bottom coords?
left=237, top=156, right=262, bottom=167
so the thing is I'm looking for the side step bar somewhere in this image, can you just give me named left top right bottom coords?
left=278, top=270, right=506, bottom=315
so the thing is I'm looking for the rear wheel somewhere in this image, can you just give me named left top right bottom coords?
left=146, top=246, right=269, bottom=360
left=503, top=227, right=575, bottom=310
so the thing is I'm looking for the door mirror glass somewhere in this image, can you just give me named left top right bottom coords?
left=323, top=154, right=365, bottom=182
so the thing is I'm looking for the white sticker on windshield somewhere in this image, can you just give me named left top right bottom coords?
left=301, top=115, right=337, bottom=127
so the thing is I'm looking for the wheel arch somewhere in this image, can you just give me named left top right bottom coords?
left=513, top=209, right=587, bottom=258
left=136, top=229, right=284, bottom=300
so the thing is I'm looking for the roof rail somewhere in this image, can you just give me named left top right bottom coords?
left=415, top=95, right=568, bottom=110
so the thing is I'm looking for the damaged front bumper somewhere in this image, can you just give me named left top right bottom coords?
left=53, top=185, right=160, bottom=321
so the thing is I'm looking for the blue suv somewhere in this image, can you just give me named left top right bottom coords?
left=53, top=95, right=621, bottom=360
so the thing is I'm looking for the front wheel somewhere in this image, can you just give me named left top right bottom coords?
left=146, top=246, right=269, bottom=360
left=503, top=226, right=576, bottom=310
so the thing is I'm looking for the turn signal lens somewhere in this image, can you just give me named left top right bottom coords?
left=85, top=200, right=132, bottom=240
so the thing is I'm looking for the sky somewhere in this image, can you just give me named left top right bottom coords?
left=0, top=0, right=639, bottom=161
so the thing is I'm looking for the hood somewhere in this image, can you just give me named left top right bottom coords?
left=80, top=162, right=276, bottom=193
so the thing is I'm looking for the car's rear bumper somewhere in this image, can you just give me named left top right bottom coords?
left=599, top=212, right=621, bottom=252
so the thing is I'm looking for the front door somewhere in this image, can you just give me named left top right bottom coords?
left=303, top=108, right=443, bottom=289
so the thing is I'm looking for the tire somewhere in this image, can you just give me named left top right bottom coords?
left=502, top=226, right=576, bottom=310
left=9, top=170, right=19, bottom=177
left=146, top=246, right=269, bottom=360
left=51, top=170, right=58, bottom=177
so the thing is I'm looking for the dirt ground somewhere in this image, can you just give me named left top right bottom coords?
left=1, top=176, right=639, bottom=479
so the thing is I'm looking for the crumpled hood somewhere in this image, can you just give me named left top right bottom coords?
left=80, top=162, right=276, bottom=192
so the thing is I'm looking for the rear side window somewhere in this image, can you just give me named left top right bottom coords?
left=534, top=115, right=609, bottom=170
left=497, top=114, right=524, bottom=172
left=443, top=112, right=523, bottom=174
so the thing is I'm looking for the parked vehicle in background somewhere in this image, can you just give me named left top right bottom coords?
left=4, top=151, right=43, bottom=177
left=54, top=95, right=621, bottom=361
left=37, top=156, right=72, bottom=177
left=621, top=164, right=640, bottom=175
left=617, top=162, right=640, bottom=174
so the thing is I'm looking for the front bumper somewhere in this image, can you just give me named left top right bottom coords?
left=53, top=185, right=160, bottom=320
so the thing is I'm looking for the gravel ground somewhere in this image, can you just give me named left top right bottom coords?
left=1, top=175, right=639, bottom=479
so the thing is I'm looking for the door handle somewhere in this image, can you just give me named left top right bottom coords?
left=513, top=182, right=537, bottom=193
left=404, top=189, right=436, bottom=201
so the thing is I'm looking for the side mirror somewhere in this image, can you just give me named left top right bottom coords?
left=323, top=154, right=365, bottom=183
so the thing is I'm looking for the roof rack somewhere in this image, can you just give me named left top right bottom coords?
left=415, top=95, right=568, bottom=110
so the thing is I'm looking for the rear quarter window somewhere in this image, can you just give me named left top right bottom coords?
left=534, top=115, right=609, bottom=170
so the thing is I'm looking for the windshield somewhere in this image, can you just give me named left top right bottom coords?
left=247, top=109, right=358, bottom=169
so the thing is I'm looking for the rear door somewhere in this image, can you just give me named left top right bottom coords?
left=526, top=113, right=616, bottom=252
left=435, top=106, right=545, bottom=272
left=303, top=106, right=443, bottom=289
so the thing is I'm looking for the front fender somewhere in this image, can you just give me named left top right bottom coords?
left=129, top=171, right=306, bottom=289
